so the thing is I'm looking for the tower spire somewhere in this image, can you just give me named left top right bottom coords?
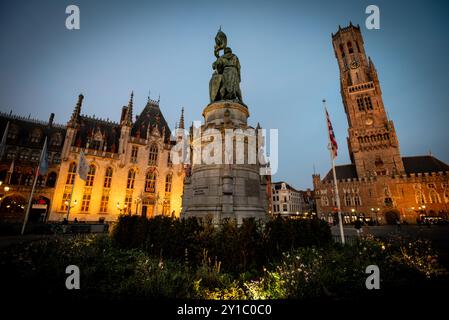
left=69, top=94, right=83, bottom=126
left=179, top=107, right=185, bottom=129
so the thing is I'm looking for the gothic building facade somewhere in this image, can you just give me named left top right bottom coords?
left=0, top=112, right=65, bottom=222
left=313, top=24, right=449, bottom=224
left=0, top=93, right=185, bottom=223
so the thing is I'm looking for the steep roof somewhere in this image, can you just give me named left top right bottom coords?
left=131, top=99, right=171, bottom=143
left=74, top=116, right=120, bottom=152
left=402, top=156, right=449, bottom=174
left=323, top=164, right=358, bottom=182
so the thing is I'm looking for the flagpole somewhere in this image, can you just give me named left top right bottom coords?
left=21, top=137, right=47, bottom=235
left=66, top=175, right=76, bottom=221
left=323, top=100, right=345, bottom=244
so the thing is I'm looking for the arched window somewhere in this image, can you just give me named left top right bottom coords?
left=46, top=172, right=57, bottom=187
left=86, top=164, right=96, bottom=187
left=354, top=194, right=362, bottom=206
left=145, top=171, right=157, bottom=193
left=429, top=190, right=441, bottom=204
left=103, top=167, right=113, bottom=188
left=321, top=196, right=329, bottom=206
left=30, top=128, right=42, bottom=144
left=415, top=190, right=425, bottom=204
left=444, top=189, right=449, bottom=203
left=148, top=144, right=158, bottom=166
left=127, top=169, right=136, bottom=189
left=50, top=133, right=63, bottom=147
left=339, top=44, right=345, bottom=58
left=347, top=41, right=353, bottom=54
left=66, top=162, right=77, bottom=185
left=344, top=192, right=352, bottom=206
left=165, top=174, right=172, bottom=193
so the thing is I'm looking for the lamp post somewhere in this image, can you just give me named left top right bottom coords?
left=116, top=201, right=127, bottom=215
left=64, top=199, right=77, bottom=219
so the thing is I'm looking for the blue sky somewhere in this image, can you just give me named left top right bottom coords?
left=1, top=0, right=448, bottom=189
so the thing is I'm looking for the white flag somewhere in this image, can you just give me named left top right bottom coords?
left=78, top=151, right=89, bottom=181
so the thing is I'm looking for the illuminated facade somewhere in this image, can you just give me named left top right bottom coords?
left=48, top=93, right=184, bottom=222
left=313, top=24, right=449, bottom=224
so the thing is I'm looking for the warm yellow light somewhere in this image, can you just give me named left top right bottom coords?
left=4, top=186, right=10, bottom=192
left=351, top=208, right=355, bottom=213
left=422, top=205, right=426, bottom=209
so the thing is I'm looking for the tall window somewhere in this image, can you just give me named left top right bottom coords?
left=127, top=169, right=136, bottom=189
left=165, top=174, right=172, bottom=194
left=415, top=190, right=426, bottom=204
left=66, top=162, right=77, bottom=185
left=131, top=146, right=138, bottom=163
left=100, top=167, right=113, bottom=214
left=46, top=172, right=57, bottom=187
left=167, top=152, right=172, bottom=166
left=145, top=171, right=157, bottom=193
left=344, top=193, right=352, bottom=206
left=364, top=96, right=373, bottom=110
left=429, top=190, right=441, bottom=204
left=103, top=167, right=113, bottom=188
left=124, top=191, right=133, bottom=214
left=99, top=190, right=110, bottom=213
left=148, top=144, right=158, bottom=165
left=347, top=41, right=353, bottom=54
left=80, top=187, right=92, bottom=212
left=354, top=194, right=362, bottom=206
left=86, top=164, right=96, bottom=187
left=60, top=185, right=72, bottom=211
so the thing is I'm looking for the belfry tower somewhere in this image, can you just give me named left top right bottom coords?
left=332, top=23, right=405, bottom=178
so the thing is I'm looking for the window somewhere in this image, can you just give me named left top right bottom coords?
left=145, top=171, right=157, bottom=193
left=429, top=190, right=441, bottom=204
left=127, top=169, right=136, bottom=189
left=86, top=165, right=96, bottom=187
left=7, top=125, right=19, bottom=140
left=30, top=152, right=40, bottom=162
left=339, top=44, right=345, bottom=58
left=66, top=162, right=77, bottom=185
left=124, top=191, right=133, bottom=214
left=165, top=174, right=172, bottom=193
left=167, top=152, right=172, bottom=166
left=99, top=190, right=110, bottom=213
left=53, top=153, right=61, bottom=164
left=415, top=190, right=426, bottom=204
left=364, top=96, right=373, bottom=110
left=30, top=129, right=42, bottom=144
left=354, top=194, right=361, bottom=206
left=50, top=133, right=62, bottom=147
left=104, top=167, right=113, bottom=188
left=347, top=41, right=353, bottom=54
left=131, top=146, right=138, bottom=163
left=344, top=193, right=352, bottom=206
left=46, top=172, right=57, bottom=187
left=321, top=196, right=329, bottom=206
left=148, top=144, right=158, bottom=165
left=60, top=186, right=73, bottom=211
left=357, top=97, right=364, bottom=111
left=80, top=187, right=92, bottom=212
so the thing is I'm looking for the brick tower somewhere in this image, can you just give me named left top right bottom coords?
left=332, top=23, right=405, bottom=178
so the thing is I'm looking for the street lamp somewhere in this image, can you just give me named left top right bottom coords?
left=116, top=202, right=127, bottom=215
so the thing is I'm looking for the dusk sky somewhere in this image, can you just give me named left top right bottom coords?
left=1, top=0, right=448, bottom=189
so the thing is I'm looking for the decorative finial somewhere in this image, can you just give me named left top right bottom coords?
left=70, top=93, right=84, bottom=125
left=179, top=107, right=185, bottom=129
left=147, top=89, right=151, bottom=102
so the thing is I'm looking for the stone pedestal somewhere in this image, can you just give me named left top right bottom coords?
left=181, top=100, right=268, bottom=224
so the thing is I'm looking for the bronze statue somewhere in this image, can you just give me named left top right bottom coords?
left=209, top=29, right=243, bottom=104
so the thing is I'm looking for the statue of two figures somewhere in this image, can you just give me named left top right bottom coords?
left=209, top=29, right=243, bottom=104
